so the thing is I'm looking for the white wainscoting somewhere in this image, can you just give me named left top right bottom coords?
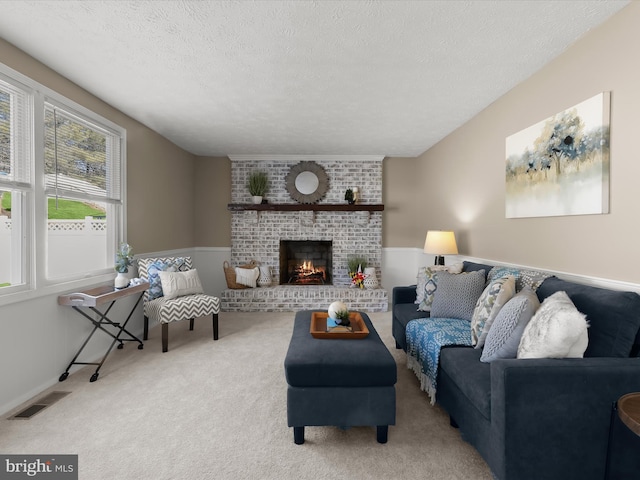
left=3, top=246, right=638, bottom=416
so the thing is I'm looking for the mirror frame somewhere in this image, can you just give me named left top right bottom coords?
left=285, top=161, right=329, bottom=204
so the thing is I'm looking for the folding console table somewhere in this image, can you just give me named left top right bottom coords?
left=58, top=281, right=149, bottom=382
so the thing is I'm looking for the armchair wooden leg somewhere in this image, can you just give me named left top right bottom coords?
left=143, top=316, right=149, bottom=340
left=162, top=323, right=168, bottom=353
left=213, top=313, right=219, bottom=340
left=189, top=318, right=195, bottom=331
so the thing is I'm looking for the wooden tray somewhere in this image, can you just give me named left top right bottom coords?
left=58, top=281, right=149, bottom=307
left=310, top=312, right=369, bottom=339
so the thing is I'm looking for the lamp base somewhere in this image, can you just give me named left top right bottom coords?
left=434, top=256, right=445, bottom=266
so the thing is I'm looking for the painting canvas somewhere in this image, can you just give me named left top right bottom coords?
left=505, top=92, right=610, bottom=218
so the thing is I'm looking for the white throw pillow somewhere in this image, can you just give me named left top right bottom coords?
left=517, top=291, right=589, bottom=359
left=158, top=269, right=205, bottom=300
left=234, top=266, right=260, bottom=288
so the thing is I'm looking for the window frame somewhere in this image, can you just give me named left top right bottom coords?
left=0, top=61, right=126, bottom=306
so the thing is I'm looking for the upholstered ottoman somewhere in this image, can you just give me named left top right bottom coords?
left=284, top=310, right=397, bottom=444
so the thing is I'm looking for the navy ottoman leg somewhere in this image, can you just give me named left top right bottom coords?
left=376, top=425, right=388, bottom=444
left=294, top=426, right=305, bottom=445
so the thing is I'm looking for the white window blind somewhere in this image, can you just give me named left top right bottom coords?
left=44, top=103, right=121, bottom=204
left=0, top=77, right=32, bottom=189
left=0, top=61, right=127, bottom=302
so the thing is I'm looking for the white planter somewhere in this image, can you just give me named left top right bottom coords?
left=252, top=196, right=263, bottom=204
left=258, top=265, right=272, bottom=287
left=114, top=271, right=129, bottom=289
left=363, top=267, right=378, bottom=289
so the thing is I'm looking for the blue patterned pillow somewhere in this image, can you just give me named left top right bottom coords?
left=147, top=258, right=187, bottom=300
left=430, top=270, right=486, bottom=321
left=488, top=266, right=551, bottom=292
left=471, top=275, right=516, bottom=348
left=416, top=266, right=445, bottom=311
left=480, top=288, right=540, bottom=363
left=487, top=266, right=520, bottom=284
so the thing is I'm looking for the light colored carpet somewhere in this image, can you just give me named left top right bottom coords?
left=1, top=311, right=492, bottom=479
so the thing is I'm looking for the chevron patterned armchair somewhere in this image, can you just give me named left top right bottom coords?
left=137, top=256, right=220, bottom=352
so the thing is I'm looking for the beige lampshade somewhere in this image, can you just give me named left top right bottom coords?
left=424, top=230, right=458, bottom=255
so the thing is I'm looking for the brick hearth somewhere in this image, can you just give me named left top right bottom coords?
left=221, top=285, right=388, bottom=312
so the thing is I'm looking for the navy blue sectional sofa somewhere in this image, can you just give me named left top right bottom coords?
left=392, top=261, right=640, bottom=480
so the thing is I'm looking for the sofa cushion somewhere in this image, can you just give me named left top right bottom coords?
left=394, top=303, right=429, bottom=325
left=471, top=275, right=516, bottom=348
left=517, top=291, right=589, bottom=359
left=480, top=287, right=540, bottom=362
left=537, top=277, right=640, bottom=357
left=393, top=303, right=430, bottom=352
left=439, top=346, right=491, bottom=420
left=462, top=261, right=492, bottom=280
left=416, top=266, right=445, bottom=311
left=488, top=266, right=551, bottom=292
left=416, top=264, right=463, bottom=311
left=431, top=270, right=486, bottom=321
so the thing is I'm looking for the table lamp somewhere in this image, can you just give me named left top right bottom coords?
left=424, top=230, right=458, bottom=266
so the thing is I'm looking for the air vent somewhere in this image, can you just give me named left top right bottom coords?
left=9, top=391, right=71, bottom=420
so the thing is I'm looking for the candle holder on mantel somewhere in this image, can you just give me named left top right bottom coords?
left=352, top=187, right=360, bottom=204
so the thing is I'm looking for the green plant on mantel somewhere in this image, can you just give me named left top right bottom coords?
left=344, top=188, right=354, bottom=204
left=347, top=256, right=368, bottom=273
left=248, top=171, right=269, bottom=196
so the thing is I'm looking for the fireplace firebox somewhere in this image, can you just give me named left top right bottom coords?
left=280, top=240, right=332, bottom=285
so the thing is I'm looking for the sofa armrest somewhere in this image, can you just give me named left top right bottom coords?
left=392, top=285, right=417, bottom=306
left=490, top=357, right=640, bottom=480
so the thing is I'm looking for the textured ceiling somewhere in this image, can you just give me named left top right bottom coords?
left=0, top=1, right=629, bottom=157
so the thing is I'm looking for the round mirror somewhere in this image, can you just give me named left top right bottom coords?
left=285, top=161, right=329, bottom=204
left=294, top=171, right=319, bottom=195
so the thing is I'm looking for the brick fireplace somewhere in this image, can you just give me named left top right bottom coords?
left=221, top=155, right=388, bottom=312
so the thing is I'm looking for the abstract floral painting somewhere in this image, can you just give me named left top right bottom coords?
left=505, top=92, right=610, bottom=218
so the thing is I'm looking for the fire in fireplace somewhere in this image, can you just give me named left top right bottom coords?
left=280, top=240, right=332, bottom=285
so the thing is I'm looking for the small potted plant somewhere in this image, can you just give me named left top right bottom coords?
left=248, top=171, right=269, bottom=204
left=335, top=308, right=351, bottom=327
left=344, top=188, right=355, bottom=204
left=347, top=256, right=368, bottom=289
left=114, top=242, right=133, bottom=289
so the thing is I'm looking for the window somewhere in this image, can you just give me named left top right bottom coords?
left=0, top=76, right=31, bottom=290
left=0, top=62, right=125, bottom=299
left=44, top=103, right=122, bottom=278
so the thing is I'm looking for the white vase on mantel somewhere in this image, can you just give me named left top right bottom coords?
left=252, top=195, right=263, bottom=204
left=114, top=271, right=129, bottom=289
left=363, top=267, right=378, bottom=289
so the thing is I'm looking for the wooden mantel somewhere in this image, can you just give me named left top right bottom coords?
left=227, top=203, right=384, bottom=212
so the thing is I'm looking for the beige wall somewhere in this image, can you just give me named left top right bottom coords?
left=382, top=156, right=428, bottom=248
left=0, top=38, right=197, bottom=253
left=194, top=156, right=231, bottom=247
left=6, top=0, right=639, bottom=282
left=387, top=2, right=640, bottom=283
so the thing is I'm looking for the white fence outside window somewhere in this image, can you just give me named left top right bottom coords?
left=0, top=216, right=107, bottom=283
